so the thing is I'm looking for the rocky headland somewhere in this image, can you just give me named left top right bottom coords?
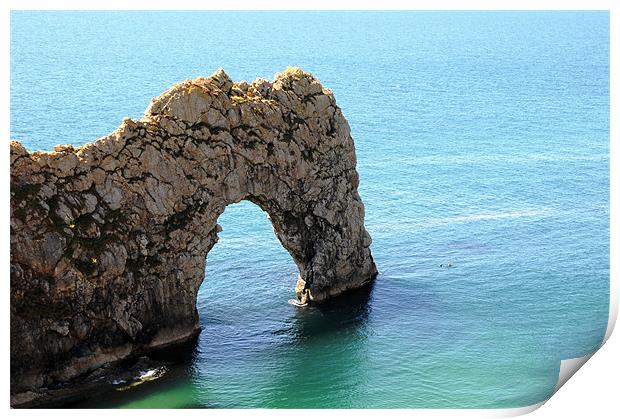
left=10, top=67, right=377, bottom=405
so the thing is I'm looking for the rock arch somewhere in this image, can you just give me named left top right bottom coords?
left=10, top=68, right=377, bottom=395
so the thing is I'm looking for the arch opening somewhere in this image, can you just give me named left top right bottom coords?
left=197, top=200, right=299, bottom=317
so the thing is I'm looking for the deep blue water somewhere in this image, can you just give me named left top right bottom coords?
left=11, top=11, right=609, bottom=408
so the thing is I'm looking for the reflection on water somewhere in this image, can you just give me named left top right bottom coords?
left=285, top=283, right=374, bottom=343
left=261, top=284, right=375, bottom=408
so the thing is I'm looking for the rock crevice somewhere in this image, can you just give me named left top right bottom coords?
left=10, top=67, right=377, bottom=396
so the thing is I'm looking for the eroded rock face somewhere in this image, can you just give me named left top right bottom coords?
left=10, top=68, right=377, bottom=395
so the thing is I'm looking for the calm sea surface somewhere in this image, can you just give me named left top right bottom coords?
left=11, top=11, right=609, bottom=408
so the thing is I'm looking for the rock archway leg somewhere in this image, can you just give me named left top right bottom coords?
left=10, top=68, right=377, bottom=398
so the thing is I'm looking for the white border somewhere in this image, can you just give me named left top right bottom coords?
left=2, top=1, right=617, bottom=417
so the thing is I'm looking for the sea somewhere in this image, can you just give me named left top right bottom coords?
left=10, top=11, right=609, bottom=408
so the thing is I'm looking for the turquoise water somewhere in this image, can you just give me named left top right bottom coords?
left=11, top=11, right=609, bottom=408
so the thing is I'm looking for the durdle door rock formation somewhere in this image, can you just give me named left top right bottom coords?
left=10, top=67, right=377, bottom=400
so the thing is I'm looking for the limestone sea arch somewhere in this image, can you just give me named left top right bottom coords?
left=10, top=67, right=377, bottom=394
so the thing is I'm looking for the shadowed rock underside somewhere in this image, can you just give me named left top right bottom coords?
left=10, top=68, right=377, bottom=398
